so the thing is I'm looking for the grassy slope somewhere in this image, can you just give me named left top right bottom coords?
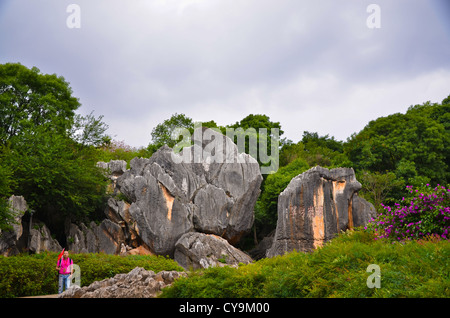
left=160, top=229, right=450, bottom=298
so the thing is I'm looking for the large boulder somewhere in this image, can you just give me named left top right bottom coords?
left=266, top=166, right=376, bottom=257
left=174, top=232, right=253, bottom=270
left=116, top=127, right=263, bottom=257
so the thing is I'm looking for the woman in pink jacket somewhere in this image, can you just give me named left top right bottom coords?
left=56, top=250, right=73, bottom=294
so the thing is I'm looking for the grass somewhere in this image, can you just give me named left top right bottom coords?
left=1, top=228, right=448, bottom=298
left=160, top=228, right=450, bottom=298
left=0, top=252, right=183, bottom=298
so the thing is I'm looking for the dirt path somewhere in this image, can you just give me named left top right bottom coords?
left=21, top=294, right=59, bottom=298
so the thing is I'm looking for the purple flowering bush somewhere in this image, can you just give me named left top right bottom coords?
left=365, top=184, right=450, bottom=241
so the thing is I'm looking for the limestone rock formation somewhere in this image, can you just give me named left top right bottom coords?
left=266, top=166, right=376, bottom=257
left=351, top=194, right=377, bottom=227
left=67, top=220, right=124, bottom=254
left=0, top=196, right=29, bottom=256
left=248, top=231, right=275, bottom=260
left=59, top=267, right=186, bottom=298
left=28, top=220, right=62, bottom=254
left=68, top=160, right=149, bottom=255
left=1, top=196, right=62, bottom=255
left=174, top=232, right=253, bottom=270
left=115, top=127, right=263, bottom=257
left=97, top=159, right=127, bottom=194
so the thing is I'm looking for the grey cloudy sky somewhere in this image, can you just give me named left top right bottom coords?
left=1, top=0, right=449, bottom=148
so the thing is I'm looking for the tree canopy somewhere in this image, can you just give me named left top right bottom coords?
left=345, top=96, right=449, bottom=208
left=0, top=63, right=110, bottom=237
left=0, top=63, right=80, bottom=144
left=345, top=99, right=449, bottom=186
left=150, top=113, right=194, bottom=149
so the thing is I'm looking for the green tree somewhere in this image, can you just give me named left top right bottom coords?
left=3, top=124, right=108, bottom=222
left=279, top=132, right=350, bottom=169
left=279, top=139, right=305, bottom=167
left=227, top=114, right=283, bottom=174
left=150, top=113, right=194, bottom=149
left=227, top=114, right=283, bottom=152
left=200, top=120, right=221, bottom=130
left=345, top=100, right=449, bottom=186
left=357, top=170, right=404, bottom=212
left=300, top=131, right=351, bottom=168
left=0, top=63, right=109, bottom=235
left=302, top=131, right=343, bottom=152
left=70, top=111, right=110, bottom=147
left=96, top=139, right=152, bottom=165
left=442, top=94, right=450, bottom=106
left=147, top=114, right=225, bottom=155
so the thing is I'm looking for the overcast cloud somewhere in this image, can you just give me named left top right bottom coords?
left=1, top=0, right=449, bottom=147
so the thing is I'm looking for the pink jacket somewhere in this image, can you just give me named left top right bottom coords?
left=58, top=257, right=73, bottom=275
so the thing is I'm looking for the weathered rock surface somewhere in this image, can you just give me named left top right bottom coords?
left=0, top=196, right=29, bottom=256
left=1, top=196, right=62, bottom=255
left=59, top=267, right=186, bottom=298
left=266, top=166, right=376, bottom=257
left=68, top=161, right=150, bottom=255
left=97, top=160, right=127, bottom=194
left=351, top=194, right=377, bottom=227
left=96, top=160, right=127, bottom=177
left=174, top=232, right=253, bottom=270
left=115, top=127, right=263, bottom=257
left=1, top=130, right=263, bottom=261
left=67, top=220, right=124, bottom=254
left=248, top=230, right=275, bottom=261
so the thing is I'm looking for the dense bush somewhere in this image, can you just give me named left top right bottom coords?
left=160, top=229, right=449, bottom=298
left=365, top=184, right=450, bottom=241
left=0, top=252, right=183, bottom=298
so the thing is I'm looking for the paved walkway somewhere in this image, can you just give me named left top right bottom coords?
left=21, top=294, right=59, bottom=298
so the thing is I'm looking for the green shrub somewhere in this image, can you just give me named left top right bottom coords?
left=161, top=229, right=450, bottom=298
left=0, top=252, right=183, bottom=298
